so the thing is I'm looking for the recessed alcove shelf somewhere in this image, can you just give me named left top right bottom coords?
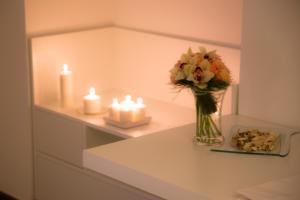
left=31, top=26, right=240, bottom=139
left=34, top=89, right=196, bottom=139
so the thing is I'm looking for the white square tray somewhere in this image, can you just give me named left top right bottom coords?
left=103, top=116, right=152, bottom=129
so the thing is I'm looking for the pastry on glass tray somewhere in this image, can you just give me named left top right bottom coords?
left=231, top=129, right=280, bottom=152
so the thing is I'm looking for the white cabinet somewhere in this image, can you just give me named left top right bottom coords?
left=33, top=107, right=124, bottom=167
left=31, top=90, right=196, bottom=199
left=34, top=108, right=85, bottom=166
left=35, top=153, right=162, bottom=200
left=33, top=107, right=165, bottom=200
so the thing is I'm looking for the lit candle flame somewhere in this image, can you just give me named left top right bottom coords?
left=63, top=64, right=69, bottom=72
left=125, top=94, right=131, bottom=102
left=112, top=98, right=119, bottom=105
left=108, top=95, right=147, bottom=122
left=89, top=87, right=96, bottom=96
left=61, top=64, right=72, bottom=75
left=137, top=97, right=143, bottom=105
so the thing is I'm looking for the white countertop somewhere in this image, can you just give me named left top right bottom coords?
left=83, top=115, right=300, bottom=200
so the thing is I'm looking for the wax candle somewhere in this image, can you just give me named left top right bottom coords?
left=122, top=94, right=134, bottom=107
left=109, top=98, right=120, bottom=121
left=119, top=104, right=133, bottom=123
left=83, top=87, right=101, bottom=114
left=119, top=95, right=134, bottom=122
left=133, top=97, right=146, bottom=122
left=108, top=94, right=147, bottom=123
left=60, top=64, right=73, bottom=107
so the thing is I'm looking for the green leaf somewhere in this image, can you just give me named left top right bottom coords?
left=175, top=79, right=194, bottom=88
left=194, top=92, right=217, bottom=115
left=207, top=78, right=229, bottom=90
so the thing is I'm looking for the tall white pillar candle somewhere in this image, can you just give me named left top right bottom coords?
left=84, top=87, right=101, bottom=114
left=60, top=64, right=73, bottom=107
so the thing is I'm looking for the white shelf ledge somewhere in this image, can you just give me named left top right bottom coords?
left=34, top=89, right=196, bottom=139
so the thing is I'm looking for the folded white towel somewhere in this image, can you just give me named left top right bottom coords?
left=237, top=174, right=300, bottom=200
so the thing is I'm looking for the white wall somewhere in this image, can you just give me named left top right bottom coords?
left=0, top=0, right=33, bottom=199
left=26, top=0, right=243, bottom=115
left=25, top=0, right=114, bottom=36
left=31, top=28, right=114, bottom=104
left=25, top=0, right=243, bottom=46
left=113, top=28, right=240, bottom=114
left=114, top=0, right=242, bottom=46
left=31, top=27, right=240, bottom=115
left=239, top=0, right=300, bottom=129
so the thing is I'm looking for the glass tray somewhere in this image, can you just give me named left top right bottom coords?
left=211, top=125, right=298, bottom=157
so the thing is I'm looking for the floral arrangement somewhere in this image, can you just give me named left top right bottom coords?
left=170, top=47, right=232, bottom=114
left=170, top=47, right=231, bottom=92
left=170, top=47, right=232, bottom=145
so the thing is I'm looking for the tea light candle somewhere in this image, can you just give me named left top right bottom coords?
left=133, top=97, right=146, bottom=122
left=109, top=98, right=120, bottom=121
left=83, top=87, right=101, bottom=114
left=118, top=95, right=133, bottom=122
left=108, top=94, right=147, bottom=123
left=119, top=104, right=133, bottom=123
left=122, top=94, right=134, bottom=107
left=60, top=64, right=73, bottom=107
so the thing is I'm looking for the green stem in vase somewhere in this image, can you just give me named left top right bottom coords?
left=205, top=116, right=212, bottom=138
left=200, top=113, right=204, bottom=137
left=194, top=90, right=218, bottom=115
left=208, top=115, right=221, bottom=136
left=193, top=89, right=225, bottom=145
left=207, top=117, right=216, bottom=138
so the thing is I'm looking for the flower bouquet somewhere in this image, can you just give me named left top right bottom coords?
left=170, top=47, right=232, bottom=145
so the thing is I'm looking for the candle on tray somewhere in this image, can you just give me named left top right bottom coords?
left=108, top=95, right=147, bottom=123
left=122, top=94, right=134, bottom=107
left=83, top=87, right=101, bottom=114
left=133, top=97, right=146, bottom=122
left=109, top=98, right=121, bottom=121
left=60, top=64, right=73, bottom=107
left=120, top=95, right=134, bottom=123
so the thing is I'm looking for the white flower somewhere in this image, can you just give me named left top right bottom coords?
left=187, top=47, right=193, bottom=55
left=199, top=60, right=211, bottom=71
left=201, top=70, right=215, bottom=83
left=170, top=67, right=185, bottom=81
left=175, top=70, right=185, bottom=81
left=183, top=64, right=193, bottom=77
left=180, top=53, right=190, bottom=63
left=207, top=50, right=217, bottom=59
left=198, top=47, right=207, bottom=54
left=180, top=48, right=195, bottom=65
left=197, top=83, right=208, bottom=89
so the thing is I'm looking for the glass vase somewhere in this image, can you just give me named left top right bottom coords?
left=193, top=89, right=226, bottom=145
